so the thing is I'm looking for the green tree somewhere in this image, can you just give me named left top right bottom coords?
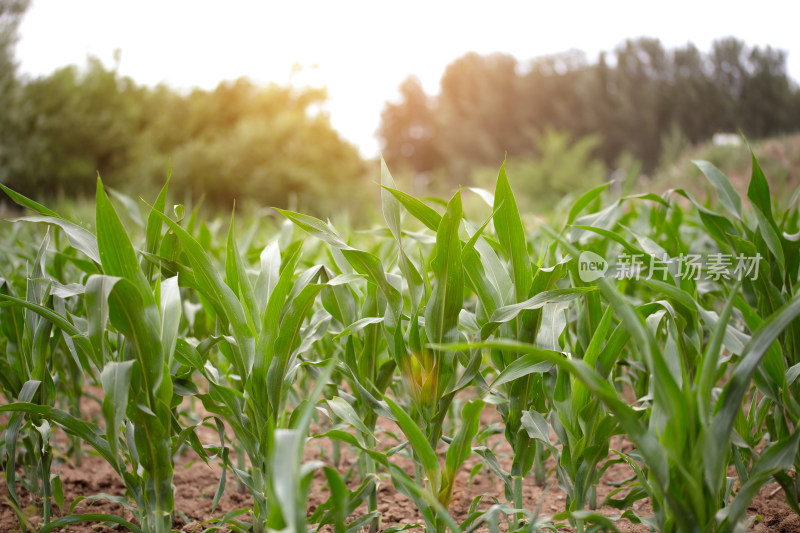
left=610, top=38, right=670, bottom=169
left=522, top=49, right=592, bottom=135
left=378, top=75, right=440, bottom=175
left=2, top=56, right=367, bottom=217
left=710, top=37, right=748, bottom=130
left=436, top=52, right=528, bottom=180
left=378, top=37, right=800, bottom=185
left=0, top=0, right=30, bottom=189
left=165, top=79, right=366, bottom=215
left=668, top=43, right=720, bottom=143
left=5, top=58, right=145, bottom=197
left=741, top=46, right=796, bottom=137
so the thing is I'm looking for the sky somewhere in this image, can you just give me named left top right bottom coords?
left=14, top=0, right=800, bottom=158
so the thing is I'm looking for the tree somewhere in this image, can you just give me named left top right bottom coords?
left=610, top=38, right=670, bottom=169
left=741, top=46, right=796, bottom=137
left=668, top=43, right=719, bottom=143
left=378, top=75, right=439, bottom=174
left=522, top=49, right=592, bottom=135
left=2, top=53, right=367, bottom=217
left=710, top=37, right=748, bottom=130
left=378, top=37, right=800, bottom=184
left=6, top=58, right=145, bottom=197
left=167, top=79, right=366, bottom=214
left=436, top=52, right=528, bottom=180
left=0, top=0, right=30, bottom=188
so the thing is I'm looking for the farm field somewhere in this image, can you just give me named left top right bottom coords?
left=2, top=149, right=800, bottom=533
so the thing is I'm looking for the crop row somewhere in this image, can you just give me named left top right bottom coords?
left=1, top=152, right=800, bottom=532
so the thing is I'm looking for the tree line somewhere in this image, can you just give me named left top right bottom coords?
left=0, top=1, right=366, bottom=215
left=379, top=37, right=800, bottom=182
left=3, top=0, right=799, bottom=213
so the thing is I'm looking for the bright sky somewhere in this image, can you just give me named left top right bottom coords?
left=15, top=0, right=800, bottom=158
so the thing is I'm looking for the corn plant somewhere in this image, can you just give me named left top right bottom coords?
left=446, top=153, right=800, bottom=532
left=689, top=155, right=800, bottom=513
left=2, top=145, right=800, bottom=533
left=0, top=179, right=186, bottom=532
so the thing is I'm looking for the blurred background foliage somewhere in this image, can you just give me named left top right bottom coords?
left=380, top=39, right=800, bottom=201
left=2, top=0, right=800, bottom=219
left=0, top=0, right=368, bottom=218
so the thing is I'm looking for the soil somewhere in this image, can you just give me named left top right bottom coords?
left=1, top=400, right=798, bottom=532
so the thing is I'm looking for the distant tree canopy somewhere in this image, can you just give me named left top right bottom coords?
left=379, top=38, right=800, bottom=181
left=4, top=6, right=800, bottom=216
left=0, top=0, right=29, bottom=181
left=0, top=2, right=366, bottom=215
left=0, top=64, right=366, bottom=214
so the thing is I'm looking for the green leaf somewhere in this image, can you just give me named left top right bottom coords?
left=108, top=188, right=144, bottom=228
left=381, top=186, right=442, bottom=232
left=697, top=283, right=740, bottom=429
left=468, top=187, right=495, bottom=207
left=267, top=283, right=325, bottom=416
left=752, top=204, right=785, bottom=274
left=490, top=349, right=558, bottom=389
left=674, top=189, right=740, bottom=251
left=107, top=278, right=163, bottom=399
left=0, top=403, right=117, bottom=472
left=144, top=170, right=170, bottom=273
left=287, top=359, right=335, bottom=438
left=710, top=289, right=800, bottom=485
left=381, top=156, right=403, bottom=240
left=271, top=429, right=302, bottom=532
left=441, top=399, right=484, bottom=505
left=572, top=306, right=616, bottom=411
left=101, top=360, right=134, bottom=471
left=312, top=429, right=390, bottom=466
left=718, top=429, right=800, bottom=530
left=747, top=150, right=776, bottom=227
left=11, top=216, right=100, bottom=264
left=440, top=339, right=668, bottom=488
left=381, top=160, right=426, bottom=311
left=568, top=182, right=612, bottom=225
left=335, top=316, right=384, bottom=338
left=386, top=397, right=441, bottom=496
left=149, top=207, right=254, bottom=377
left=568, top=224, right=647, bottom=257
left=0, top=293, right=97, bottom=367
left=104, top=275, right=174, bottom=522
left=520, top=410, right=552, bottom=446
left=96, top=178, right=152, bottom=302
left=226, top=212, right=259, bottom=330
left=326, top=397, right=374, bottom=438
left=341, top=248, right=402, bottom=325
left=159, top=276, right=181, bottom=365
left=692, top=160, right=742, bottom=220
left=275, top=208, right=348, bottom=248
left=254, top=240, right=281, bottom=318
left=321, top=271, right=358, bottom=327
left=0, top=183, right=59, bottom=217
left=552, top=511, right=621, bottom=533
left=51, top=474, right=64, bottom=512
left=425, top=191, right=464, bottom=346
left=387, top=463, right=460, bottom=532
left=481, top=287, right=596, bottom=339
left=3, top=380, right=41, bottom=507
left=493, top=161, right=532, bottom=301
left=322, top=466, right=349, bottom=533
left=84, top=274, right=120, bottom=366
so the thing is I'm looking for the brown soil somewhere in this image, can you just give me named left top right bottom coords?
left=1, top=403, right=798, bottom=532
